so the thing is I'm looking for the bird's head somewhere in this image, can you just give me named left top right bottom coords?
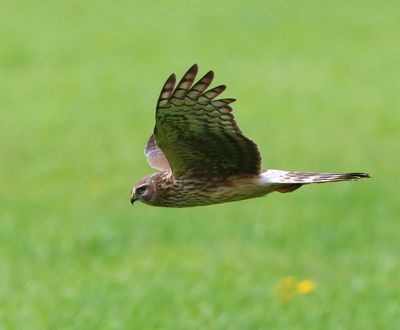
left=130, top=175, right=156, bottom=205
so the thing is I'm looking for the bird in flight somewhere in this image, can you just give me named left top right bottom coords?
left=130, top=64, right=369, bottom=207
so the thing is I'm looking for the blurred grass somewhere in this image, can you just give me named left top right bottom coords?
left=1, top=0, right=399, bottom=328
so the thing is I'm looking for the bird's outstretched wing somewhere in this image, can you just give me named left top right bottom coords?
left=151, top=64, right=262, bottom=178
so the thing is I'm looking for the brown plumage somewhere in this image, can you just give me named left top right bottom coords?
left=130, top=65, right=370, bottom=207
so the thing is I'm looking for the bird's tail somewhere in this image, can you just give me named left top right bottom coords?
left=261, top=169, right=370, bottom=193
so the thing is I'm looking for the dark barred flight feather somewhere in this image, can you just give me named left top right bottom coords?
left=154, top=64, right=262, bottom=178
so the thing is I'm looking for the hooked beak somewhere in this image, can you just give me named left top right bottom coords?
left=130, top=192, right=137, bottom=205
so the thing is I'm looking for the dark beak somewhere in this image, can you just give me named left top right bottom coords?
left=130, top=193, right=137, bottom=205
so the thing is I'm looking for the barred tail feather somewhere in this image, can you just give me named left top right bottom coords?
left=261, top=169, right=370, bottom=192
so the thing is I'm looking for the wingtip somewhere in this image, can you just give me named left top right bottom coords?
left=222, top=98, right=236, bottom=104
left=217, top=84, right=226, bottom=91
left=157, top=73, right=177, bottom=105
left=202, top=70, right=215, bottom=84
left=186, top=64, right=199, bottom=76
left=167, top=73, right=176, bottom=83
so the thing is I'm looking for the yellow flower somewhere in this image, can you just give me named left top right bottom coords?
left=297, top=280, right=315, bottom=295
left=275, top=277, right=316, bottom=302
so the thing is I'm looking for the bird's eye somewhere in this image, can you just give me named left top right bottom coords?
left=136, top=185, right=148, bottom=195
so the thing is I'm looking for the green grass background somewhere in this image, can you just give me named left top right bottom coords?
left=1, top=0, right=399, bottom=328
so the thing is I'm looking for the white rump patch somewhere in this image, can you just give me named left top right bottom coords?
left=260, top=169, right=292, bottom=184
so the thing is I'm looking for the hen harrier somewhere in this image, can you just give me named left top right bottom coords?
left=130, top=64, right=369, bottom=207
